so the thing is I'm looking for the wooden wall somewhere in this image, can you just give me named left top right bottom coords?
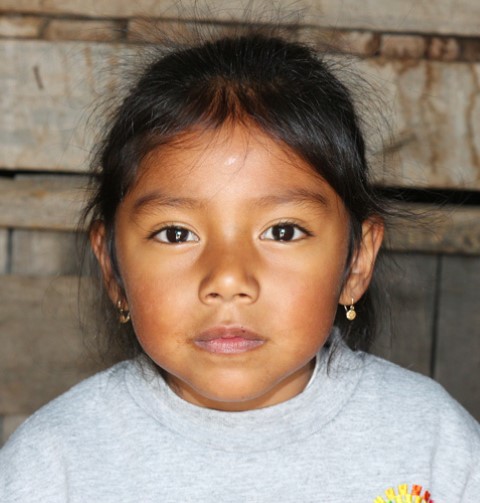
left=1, top=0, right=479, bottom=444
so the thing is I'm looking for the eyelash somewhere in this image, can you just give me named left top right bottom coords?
left=150, top=221, right=313, bottom=244
left=151, top=225, right=199, bottom=244
left=260, top=221, right=313, bottom=242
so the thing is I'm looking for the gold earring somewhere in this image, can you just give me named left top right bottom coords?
left=344, top=298, right=356, bottom=321
left=117, top=300, right=131, bottom=324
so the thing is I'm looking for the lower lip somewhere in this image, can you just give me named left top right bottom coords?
left=194, top=337, right=264, bottom=354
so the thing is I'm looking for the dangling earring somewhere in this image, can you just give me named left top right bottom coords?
left=117, top=300, right=131, bottom=324
left=344, top=298, right=356, bottom=321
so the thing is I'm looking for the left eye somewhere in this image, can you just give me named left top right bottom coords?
left=261, top=224, right=308, bottom=242
left=154, top=226, right=199, bottom=244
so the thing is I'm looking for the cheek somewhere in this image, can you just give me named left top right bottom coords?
left=121, top=265, right=192, bottom=333
left=264, top=260, right=345, bottom=332
left=272, top=248, right=345, bottom=300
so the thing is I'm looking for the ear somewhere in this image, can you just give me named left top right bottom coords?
left=339, top=217, right=384, bottom=305
left=89, top=221, right=122, bottom=304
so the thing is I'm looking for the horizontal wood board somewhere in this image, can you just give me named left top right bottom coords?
left=1, top=0, right=480, bottom=36
left=1, top=40, right=480, bottom=190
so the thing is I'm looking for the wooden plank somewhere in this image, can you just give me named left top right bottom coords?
left=11, top=229, right=80, bottom=275
left=371, top=252, right=437, bottom=376
left=0, top=229, right=8, bottom=273
left=385, top=204, right=480, bottom=255
left=0, top=175, right=87, bottom=230
left=44, top=19, right=123, bottom=42
left=0, top=0, right=479, bottom=36
left=0, top=15, right=44, bottom=38
left=0, top=40, right=136, bottom=172
left=0, top=275, right=108, bottom=415
left=2, top=40, right=480, bottom=190
left=434, top=256, right=480, bottom=421
left=364, top=58, right=480, bottom=189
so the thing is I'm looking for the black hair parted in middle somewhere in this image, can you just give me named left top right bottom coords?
left=84, top=29, right=390, bottom=360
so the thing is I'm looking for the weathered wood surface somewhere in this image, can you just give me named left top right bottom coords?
left=0, top=230, right=7, bottom=273
left=0, top=175, right=87, bottom=230
left=369, top=59, right=480, bottom=189
left=0, top=275, right=107, bottom=414
left=435, top=256, right=480, bottom=420
left=1, top=0, right=479, bottom=36
left=0, top=40, right=135, bottom=172
left=11, top=230, right=80, bottom=275
left=2, top=40, right=480, bottom=190
left=372, top=253, right=437, bottom=376
left=0, top=15, right=44, bottom=38
left=385, top=204, right=480, bottom=255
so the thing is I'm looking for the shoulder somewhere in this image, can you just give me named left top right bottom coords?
left=360, top=353, right=476, bottom=419
left=0, top=361, right=136, bottom=501
left=354, top=352, right=480, bottom=458
left=0, top=360, right=132, bottom=463
left=349, top=353, right=480, bottom=495
left=16, top=360, right=132, bottom=433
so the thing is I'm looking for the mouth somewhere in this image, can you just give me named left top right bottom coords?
left=193, top=326, right=265, bottom=354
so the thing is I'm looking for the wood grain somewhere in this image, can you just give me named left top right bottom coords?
left=1, top=40, right=480, bottom=190
left=11, top=229, right=80, bottom=276
left=0, top=175, right=87, bottom=230
left=0, top=230, right=8, bottom=273
left=372, top=253, right=437, bottom=376
left=0, top=275, right=107, bottom=414
left=435, top=256, right=480, bottom=420
left=1, top=0, right=479, bottom=36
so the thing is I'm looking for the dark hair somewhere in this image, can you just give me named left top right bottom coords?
left=82, top=29, right=389, bottom=362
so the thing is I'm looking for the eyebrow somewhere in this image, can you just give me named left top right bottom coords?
left=133, top=193, right=203, bottom=214
left=253, top=188, right=329, bottom=208
left=132, top=187, right=329, bottom=215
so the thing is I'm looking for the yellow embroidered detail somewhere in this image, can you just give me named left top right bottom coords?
left=385, top=488, right=396, bottom=499
left=373, top=484, right=434, bottom=503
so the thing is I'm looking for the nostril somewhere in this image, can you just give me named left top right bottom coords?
left=204, top=291, right=251, bottom=301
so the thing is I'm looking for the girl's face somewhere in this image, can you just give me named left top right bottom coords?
left=93, top=125, right=382, bottom=411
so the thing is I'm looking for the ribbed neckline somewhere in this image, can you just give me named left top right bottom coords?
left=125, top=341, right=366, bottom=452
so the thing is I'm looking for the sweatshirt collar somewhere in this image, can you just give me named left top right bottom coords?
left=125, top=338, right=366, bottom=452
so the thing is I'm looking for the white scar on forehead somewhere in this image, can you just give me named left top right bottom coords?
left=225, top=156, right=238, bottom=166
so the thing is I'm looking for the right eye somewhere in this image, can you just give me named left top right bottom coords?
left=260, top=223, right=309, bottom=242
left=154, top=226, right=199, bottom=244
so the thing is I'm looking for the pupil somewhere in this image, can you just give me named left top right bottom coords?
left=166, top=227, right=187, bottom=242
left=274, top=225, right=294, bottom=241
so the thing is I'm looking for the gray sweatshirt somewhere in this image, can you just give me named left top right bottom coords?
left=1, top=342, right=479, bottom=502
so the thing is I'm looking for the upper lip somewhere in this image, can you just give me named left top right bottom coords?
left=195, top=326, right=263, bottom=342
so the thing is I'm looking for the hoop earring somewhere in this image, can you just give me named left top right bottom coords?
left=344, top=298, right=356, bottom=321
left=117, top=300, right=131, bottom=324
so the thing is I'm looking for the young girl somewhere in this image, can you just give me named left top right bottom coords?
left=1, top=29, right=479, bottom=502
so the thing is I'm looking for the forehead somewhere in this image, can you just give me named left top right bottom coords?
left=129, top=125, right=339, bottom=205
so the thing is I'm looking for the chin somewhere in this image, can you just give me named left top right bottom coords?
left=189, top=381, right=281, bottom=411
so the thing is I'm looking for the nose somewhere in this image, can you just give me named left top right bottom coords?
left=198, top=241, right=260, bottom=305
